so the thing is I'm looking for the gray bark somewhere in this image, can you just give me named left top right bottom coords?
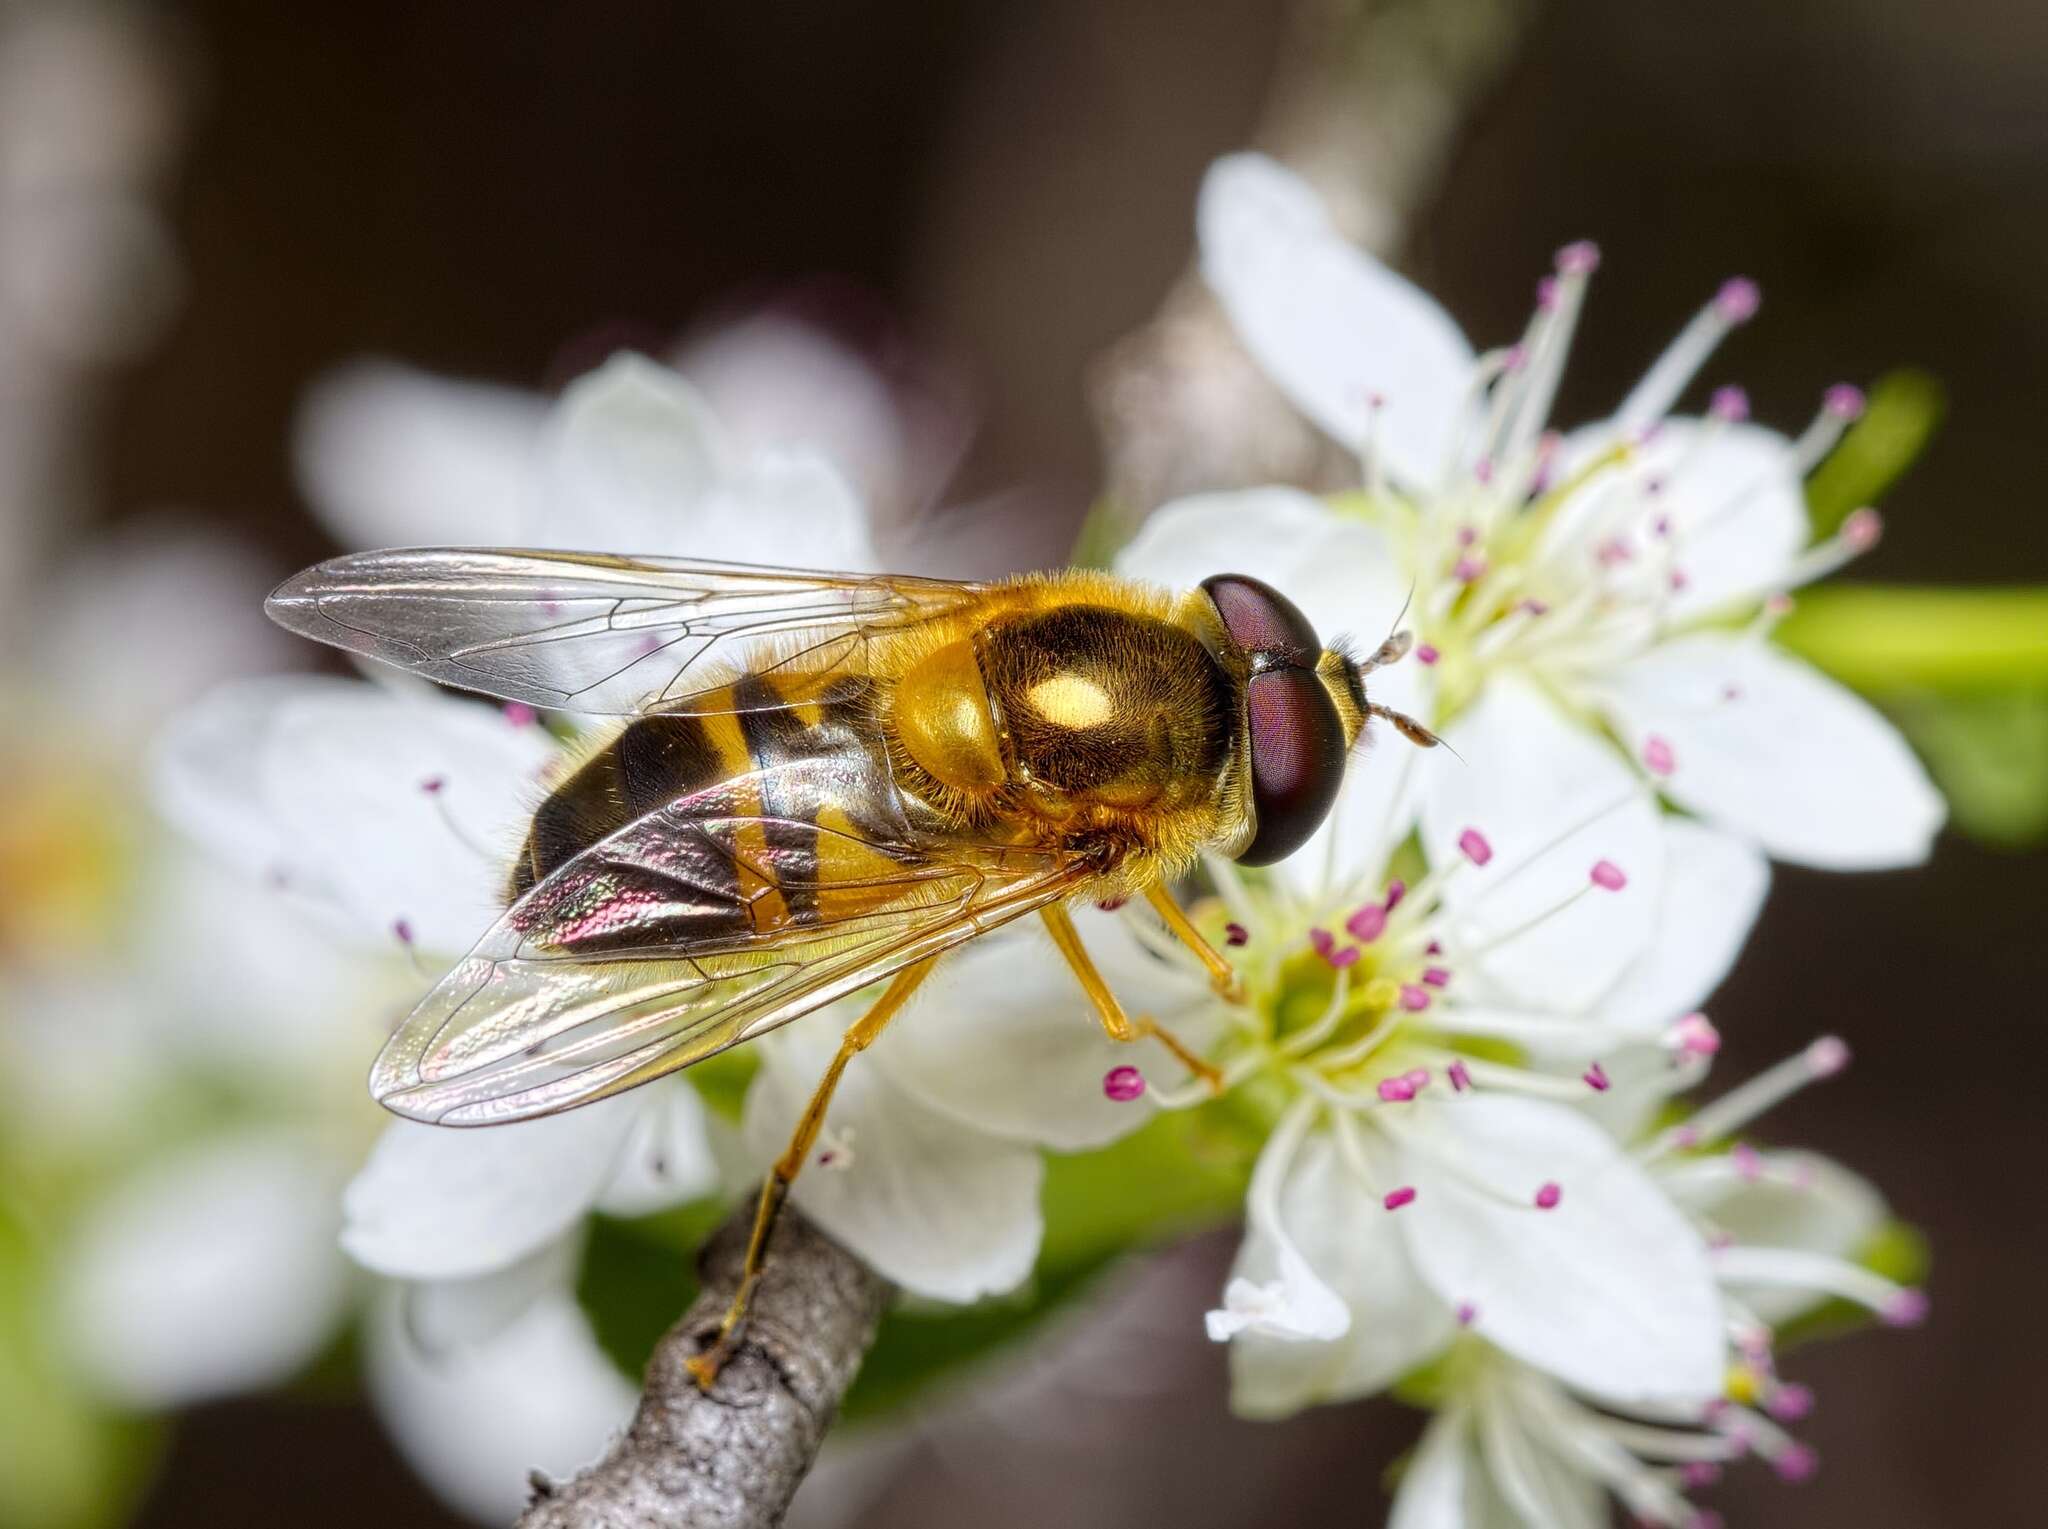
left=518, top=1206, right=889, bottom=1529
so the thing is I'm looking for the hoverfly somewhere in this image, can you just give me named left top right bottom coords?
left=266, top=547, right=1436, bottom=1381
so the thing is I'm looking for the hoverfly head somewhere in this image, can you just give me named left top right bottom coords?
left=1200, top=573, right=1443, bottom=867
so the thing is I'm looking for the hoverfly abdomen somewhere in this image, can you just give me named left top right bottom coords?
left=511, top=671, right=899, bottom=941
left=513, top=712, right=734, bottom=900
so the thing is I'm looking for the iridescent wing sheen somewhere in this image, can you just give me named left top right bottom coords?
left=265, top=547, right=988, bottom=716
left=369, top=753, right=1093, bottom=1125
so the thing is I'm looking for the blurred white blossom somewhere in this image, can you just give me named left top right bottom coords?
left=0, top=527, right=384, bottom=1441
left=294, top=290, right=969, bottom=556
left=156, top=353, right=1117, bottom=1513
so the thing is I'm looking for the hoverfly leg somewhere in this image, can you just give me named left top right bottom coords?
left=1042, top=905, right=1224, bottom=1096
left=1356, top=628, right=1415, bottom=677
left=1367, top=701, right=1447, bottom=752
left=685, top=956, right=938, bottom=1392
left=1142, top=882, right=1245, bottom=1004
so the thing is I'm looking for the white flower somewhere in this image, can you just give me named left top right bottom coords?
left=295, top=298, right=965, bottom=554
left=953, top=635, right=1767, bottom=1412
left=1149, top=151, right=1943, bottom=871
left=363, top=1275, right=637, bottom=1525
left=1388, top=1038, right=1924, bottom=1529
left=1389, top=1350, right=1720, bottom=1529
left=56, top=1130, right=354, bottom=1410
left=0, top=526, right=387, bottom=1418
left=148, top=355, right=855, bottom=1508
left=743, top=921, right=1191, bottom=1301
left=161, top=356, right=861, bottom=1310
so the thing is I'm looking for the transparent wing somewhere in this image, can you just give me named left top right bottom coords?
left=370, top=754, right=1093, bottom=1125
left=266, top=546, right=987, bottom=715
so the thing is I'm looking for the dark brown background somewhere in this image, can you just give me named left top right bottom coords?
left=109, top=1, right=2045, bottom=1524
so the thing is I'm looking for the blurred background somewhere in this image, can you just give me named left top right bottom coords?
left=2, top=0, right=2043, bottom=1525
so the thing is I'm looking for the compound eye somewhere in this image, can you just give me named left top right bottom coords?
left=1201, top=573, right=1321, bottom=664
left=1239, top=667, right=1347, bottom=866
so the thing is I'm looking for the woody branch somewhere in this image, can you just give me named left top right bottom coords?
left=517, top=1206, right=889, bottom=1529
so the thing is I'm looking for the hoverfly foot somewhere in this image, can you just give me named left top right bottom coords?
left=1134, top=1013, right=1227, bottom=1096
left=685, top=1344, right=730, bottom=1393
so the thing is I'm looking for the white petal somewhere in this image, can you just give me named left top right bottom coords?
left=1198, top=154, right=1474, bottom=488
left=1551, top=420, right=1806, bottom=621
left=1426, top=678, right=1663, bottom=1011
left=294, top=360, right=547, bottom=548
left=1389, top=1407, right=1480, bottom=1529
left=1574, top=1036, right=1709, bottom=1145
left=676, top=309, right=911, bottom=513
left=701, top=452, right=876, bottom=571
left=150, top=674, right=357, bottom=893
left=1597, top=818, right=1769, bottom=1035
left=745, top=1022, right=1042, bottom=1302
left=593, top=1080, right=723, bottom=1217
left=261, top=683, right=557, bottom=955
left=1660, top=1149, right=1885, bottom=1328
left=1425, top=1005, right=1639, bottom=1056
left=540, top=353, right=730, bottom=548
left=135, top=845, right=401, bottom=1076
left=343, top=1102, right=637, bottom=1281
left=1228, top=1133, right=1454, bottom=1417
left=1655, top=422, right=1808, bottom=620
left=539, top=353, right=873, bottom=567
left=1206, top=1236, right=1350, bottom=1347
left=366, top=1285, right=634, bottom=1525
left=60, top=1131, right=350, bottom=1408
left=1472, top=1383, right=1608, bottom=1529
left=876, top=913, right=1207, bottom=1151
left=1603, top=633, right=1944, bottom=869
left=401, top=1236, right=583, bottom=1356
left=1398, top=1095, right=1725, bottom=1404
left=1116, top=487, right=1412, bottom=646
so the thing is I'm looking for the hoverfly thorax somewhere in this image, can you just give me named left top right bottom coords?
left=973, top=602, right=1233, bottom=813
left=1199, top=572, right=1375, bottom=867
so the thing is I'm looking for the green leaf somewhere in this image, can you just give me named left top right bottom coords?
left=1069, top=498, right=1132, bottom=571
left=575, top=1198, right=729, bottom=1379
left=1891, top=688, right=2048, bottom=846
left=1803, top=369, right=1944, bottom=536
left=1775, top=585, right=2048, bottom=693
left=0, top=1194, right=161, bottom=1529
left=682, top=1051, right=757, bottom=1126
left=1037, top=1107, right=1255, bottom=1271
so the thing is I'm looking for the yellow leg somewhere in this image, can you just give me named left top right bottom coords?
left=1144, top=882, right=1245, bottom=1003
left=685, top=956, right=936, bottom=1390
left=1041, top=904, right=1223, bottom=1093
